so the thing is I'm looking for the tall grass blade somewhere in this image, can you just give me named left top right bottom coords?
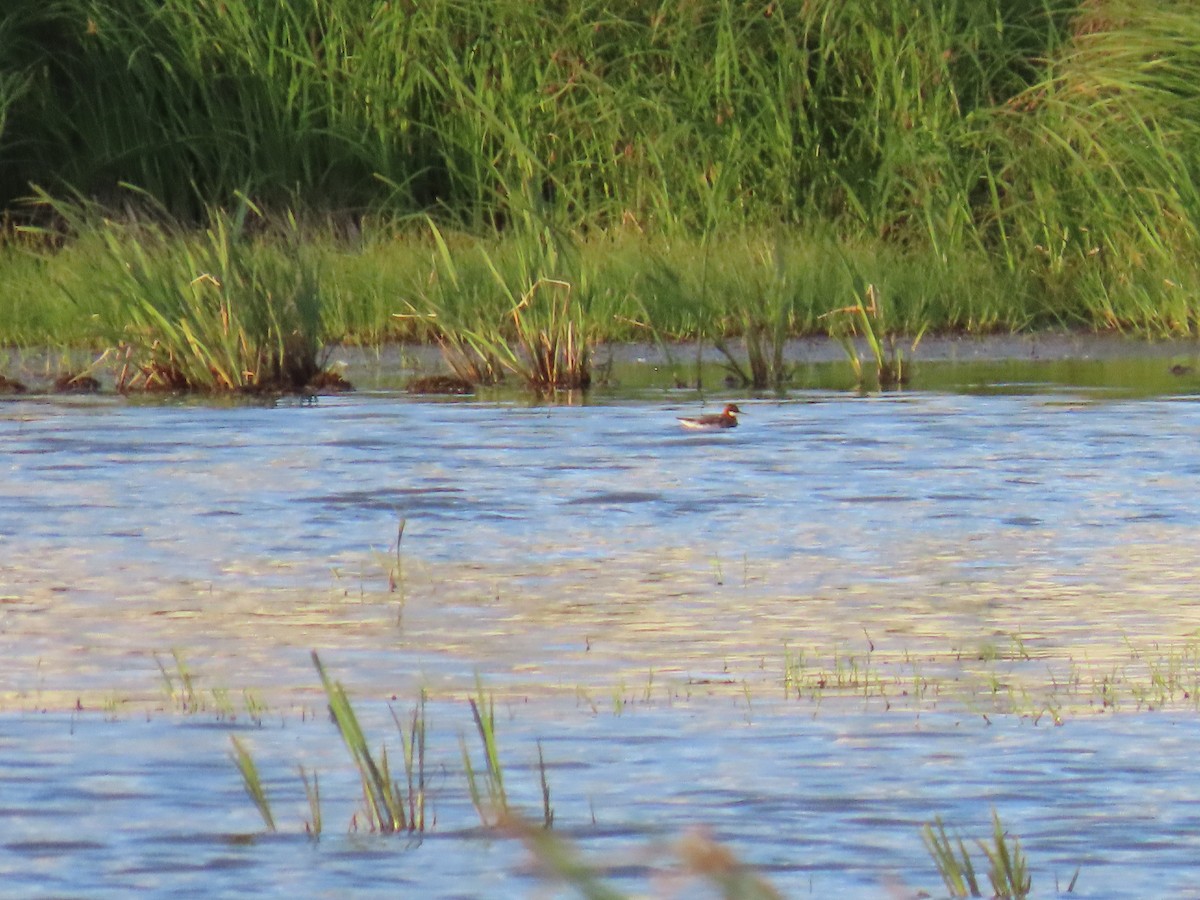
left=311, top=650, right=405, bottom=833
left=922, top=816, right=982, bottom=897
left=980, top=810, right=1032, bottom=899
left=299, top=765, right=322, bottom=838
left=537, top=739, right=554, bottom=829
left=230, top=735, right=275, bottom=832
left=390, top=689, right=427, bottom=833
left=462, top=677, right=509, bottom=826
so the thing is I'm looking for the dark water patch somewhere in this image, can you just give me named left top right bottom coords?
left=1002, top=516, right=1043, bottom=527
left=308, top=487, right=468, bottom=513
left=568, top=491, right=665, bottom=506
left=6, top=839, right=107, bottom=853
left=836, top=493, right=919, bottom=504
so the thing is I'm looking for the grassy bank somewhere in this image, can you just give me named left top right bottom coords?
left=3, top=1, right=1200, bottom=378
left=0, top=215, right=1182, bottom=346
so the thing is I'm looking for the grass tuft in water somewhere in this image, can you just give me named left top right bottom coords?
left=390, top=688, right=428, bottom=833
left=923, top=816, right=982, bottom=897
left=823, top=282, right=921, bottom=390
left=709, top=238, right=795, bottom=390
left=230, top=735, right=276, bottom=833
left=923, top=810, right=1033, bottom=899
left=400, top=219, right=593, bottom=392
left=312, top=650, right=413, bottom=833
left=33, top=189, right=332, bottom=393
left=981, top=811, right=1032, bottom=899
left=156, top=649, right=197, bottom=712
left=462, top=678, right=509, bottom=826
left=299, top=764, right=322, bottom=839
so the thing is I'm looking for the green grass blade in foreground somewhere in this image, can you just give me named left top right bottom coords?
left=981, top=810, right=1032, bottom=899
left=501, top=814, right=627, bottom=900
left=922, top=816, right=981, bottom=897
left=463, top=678, right=508, bottom=826
left=508, top=812, right=786, bottom=900
left=230, top=736, right=276, bottom=832
left=390, top=691, right=427, bottom=833
left=311, top=650, right=405, bottom=833
left=299, top=765, right=322, bottom=838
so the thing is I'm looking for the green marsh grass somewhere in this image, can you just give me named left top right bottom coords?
left=924, top=810, right=1036, bottom=898
left=390, top=690, right=429, bottom=833
left=230, top=736, right=276, bottom=833
left=312, top=651, right=421, bottom=834
left=977, top=2, right=1200, bottom=334
left=401, top=219, right=595, bottom=391
left=981, top=811, right=1033, bottom=898
left=923, top=816, right=982, bottom=897
left=0, top=0, right=1076, bottom=238
left=823, top=281, right=923, bottom=390
left=783, top=643, right=889, bottom=702
left=462, top=681, right=509, bottom=826
left=33, top=192, right=331, bottom=393
left=299, top=765, right=322, bottom=838
left=214, top=652, right=1094, bottom=894
left=156, top=649, right=197, bottom=712
left=242, top=690, right=267, bottom=726
left=699, top=237, right=796, bottom=389
left=6, top=1, right=1200, bottom=345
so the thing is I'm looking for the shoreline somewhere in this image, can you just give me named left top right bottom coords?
left=3, top=331, right=1200, bottom=396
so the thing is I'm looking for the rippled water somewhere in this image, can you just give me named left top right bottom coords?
left=3, top=353, right=1200, bottom=897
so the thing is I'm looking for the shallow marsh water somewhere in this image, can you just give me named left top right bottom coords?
left=4, top=346, right=1200, bottom=897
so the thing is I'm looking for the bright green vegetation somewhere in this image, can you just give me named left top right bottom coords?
left=228, top=655, right=1065, bottom=898
left=924, top=812, right=1051, bottom=899
left=462, top=679, right=511, bottom=826
left=312, top=650, right=427, bottom=834
left=40, top=193, right=329, bottom=391
left=230, top=735, right=277, bottom=833
left=3, top=0, right=1200, bottom=380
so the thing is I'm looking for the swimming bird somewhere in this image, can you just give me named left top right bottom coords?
left=678, top=403, right=741, bottom=430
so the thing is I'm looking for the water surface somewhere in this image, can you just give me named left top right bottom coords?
left=2, top=353, right=1200, bottom=897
